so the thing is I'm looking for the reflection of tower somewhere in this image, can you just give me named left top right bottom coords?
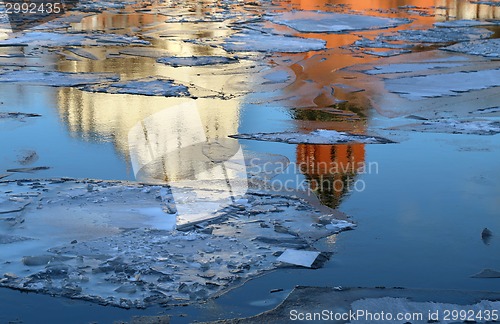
left=435, top=0, right=499, bottom=20
left=297, top=143, right=365, bottom=208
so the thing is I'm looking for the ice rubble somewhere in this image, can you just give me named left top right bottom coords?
left=157, top=56, right=238, bottom=67
left=0, top=70, right=119, bottom=87
left=384, top=69, right=500, bottom=100
left=231, top=129, right=395, bottom=144
left=223, top=30, right=326, bottom=53
left=392, top=119, right=500, bottom=135
left=266, top=11, right=410, bottom=33
left=79, top=77, right=191, bottom=97
left=442, top=38, right=500, bottom=58
left=0, top=31, right=150, bottom=47
left=0, top=179, right=351, bottom=308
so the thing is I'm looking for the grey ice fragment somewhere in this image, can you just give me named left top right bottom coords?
left=442, top=38, right=500, bottom=58
left=277, top=249, right=320, bottom=268
left=6, top=166, right=50, bottom=173
left=434, top=19, right=500, bottom=28
left=0, top=71, right=119, bottom=87
left=223, top=31, right=326, bottom=53
left=80, top=77, right=191, bottom=97
left=267, top=11, right=409, bottom=33
left=157, top=56, right=238, bottom=67
left=230, top=129, right=395, bottom=145
left=471, top=268, right=500, bottom=278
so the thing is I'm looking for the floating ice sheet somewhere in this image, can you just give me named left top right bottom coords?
left=0, top=179, right=348, bottom=308
left=385, top=69, right=500, bottom=100
left=267, top=11, right=410, bottom=33
left=80, top=77, right=190, bottom=97
left=363, top=49, right=411, bottom=57
left=392, top=119, right=500, bottom=135
left=277, top=249, right=320, bottom=268
left=383, top=27, right=493, bottom=43
left=0, top=31, right=150, bottom=47
left=434, top=19, right=500, bottom=28
left=0, top=70, right=119, bottom=87
left=442, top=38, right=500, bottom=58
left=231, top=129, right=395, bottom=144
left=157, top=56, right=238, bottom=67
left=223, top=30, right=326, bottom=53
left=364, top=62, right=466, bottom=75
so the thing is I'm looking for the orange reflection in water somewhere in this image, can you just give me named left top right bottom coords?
left=297, top=143, right=366, bottom=208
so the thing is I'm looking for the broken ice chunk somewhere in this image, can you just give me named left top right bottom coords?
left=223, top=30, right=326, bottom=53
left=267, top=11, right=410, bottom=33
left=442, top=38, right=500, bottom=58
left=231, top=129, right=395, bottom=144
left=277, top=249, right=320, bottom=268
left=80, top=77, right=191, bottom=97
left=0, top=71, right=119, bottom=87
left=157, top=56, right=238, bottom=67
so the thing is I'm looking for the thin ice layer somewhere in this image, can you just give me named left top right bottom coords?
left=79, top=77, right=191, bottom=97
left=267, top=11, right=410, bottom=33
left=442, top=38, right=500, bottom=58
left=385, top=69, right=500, bottom=100
left=231, top=129, right=395, bottom=144
left=223, top=30, right=326, bottom=53
left=0, top=70, right=119, bottom=87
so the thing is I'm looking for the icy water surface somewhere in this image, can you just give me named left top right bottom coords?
left=1, top=0, right=500, bottom=322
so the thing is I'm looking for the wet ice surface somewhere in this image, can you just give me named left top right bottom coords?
left=267, top=11, right=410, bottom=33
left=0, top=31, right=150, bottom=46
left=384, top=68, right=500, bottom=100
left=0, top=179, right=349, bottom=308
left=79, top=77, right=191, bottom=97
left=223, top=30, right=326, bottom=53
left=364, top=62, right=466, bottom=75
left=0, top=70, right=119, bottom=87
left=156, top=56, right=238, bottom=67
left=434, top=19, right=500, bottom=28
left=442, top=38, right=500, bottom=57
left=231, top=129, right=395, bottom=144
left=379, top=27, right=493, bottom=44
left=393, top=119, right=500, bottom=135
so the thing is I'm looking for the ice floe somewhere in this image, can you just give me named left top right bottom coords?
left=364, top=62, right=466, bottom=75
left=223, top=30, right=326, bottom=53
left=442, top=38, right=500, bottom=58
left=80, top=77, right=191, bottom=97
left=434, top=19, right=500, bottom=28
left=384, top=69, right=500, bottom=100
left=0, top=31, right=150, bottom=47
left=383, top=27, right=493, bottom=43
left=231, top=129, right=395, bottom=144
left=267, top=11, right=410, bottom=33
left=0, top=179, right=350, bottom=308
left=0, top=70, right=119, bottom=87
left=392, top=119, right=500, bottom=135
left=156, top=56, right=238, bottom=67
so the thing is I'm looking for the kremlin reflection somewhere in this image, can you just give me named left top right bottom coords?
left=52, top=0, right=498, bottom=207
